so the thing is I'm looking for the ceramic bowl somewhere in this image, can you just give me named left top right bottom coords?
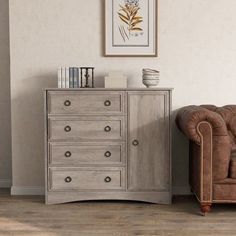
left=142, top=77, right=160, bottom=88
left=142, top=69, right=160, bottom=88
left=143, top=68, right=159, bottom=74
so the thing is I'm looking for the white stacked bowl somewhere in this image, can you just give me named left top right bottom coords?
left=142, top=69, right=160, bottom=88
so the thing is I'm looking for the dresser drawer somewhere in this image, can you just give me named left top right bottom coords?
left=47, top=91, right=125, bottom=115
left=48, top=116, right=125, bottom=141
left=49, top=168, right=125, bottom=190
left=49, top=143, right=125, bottom=165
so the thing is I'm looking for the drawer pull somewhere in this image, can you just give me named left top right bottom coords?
left=64, top=100, right=71, bottom=107
left=64, top=126, right=71, bottom=132
left=104, top=126, right=111, bottom=132
left=65, top=151, right=71, bottom=158
left=104, top=176, right=111, bottom=183
left=132, top=140, right=139, bottom=146
left=104, top=151, right=111, bottom=158
left=104, top=100, right=111, bottom=107
left=65, top=176, right=72, bottom=183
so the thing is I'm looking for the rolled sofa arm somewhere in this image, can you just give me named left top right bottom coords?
left=176, top=105, right=229, bottom=145
left=176, top=105, right=231, bottom=181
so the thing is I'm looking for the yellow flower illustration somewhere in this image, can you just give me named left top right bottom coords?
left=118, top=0, right=143, bottom=42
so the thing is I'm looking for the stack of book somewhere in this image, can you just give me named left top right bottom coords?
left=58, top=67, right=80, bottom=88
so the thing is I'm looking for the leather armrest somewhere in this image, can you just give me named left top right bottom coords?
left=176, top=105, right=231, bottom=181
left=176, top=105, right=228, bottom=145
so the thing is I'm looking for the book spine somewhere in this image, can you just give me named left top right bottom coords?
left=57, top=67, right=62, bottom=88
left=65, top=67, right=70, bottom=88
left=77, top=67, right=80, bottom=88
left=73, top=67, right=77, bottom=88
left=69, top=67, right=74, bottom=88
left=61, top=67, right=66, bottom=88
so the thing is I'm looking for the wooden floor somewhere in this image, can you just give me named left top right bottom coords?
left=0, top=189, right=236, bottom=236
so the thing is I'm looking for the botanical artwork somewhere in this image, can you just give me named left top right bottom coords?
left=113, top=0, right=149, bottom=47
left=117, top=0, right=143, bottom=42
left=105, top=0, right=157, bottom=56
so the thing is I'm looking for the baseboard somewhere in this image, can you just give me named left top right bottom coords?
left=0, top=179, right=12, bottom=188
left=173, top=186, right=192, bottom=195
left=11, top=186, right=45, bottom=195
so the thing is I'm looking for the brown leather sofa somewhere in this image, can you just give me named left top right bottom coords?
left=176, top=105, right=236, bottom=215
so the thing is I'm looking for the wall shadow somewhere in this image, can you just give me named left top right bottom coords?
left=0, top=0, right=12, bottom=185
left=171, top=108, right=190, bottom=192
left=11, top=72, right=56, bottom=187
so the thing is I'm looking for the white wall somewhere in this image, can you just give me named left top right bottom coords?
left=9, top=0, right=236, bottom=194
left=0, top=0, right=11, bottom=188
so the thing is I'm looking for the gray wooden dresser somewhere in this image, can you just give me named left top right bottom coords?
left=44, top=88, right=172, bottom=204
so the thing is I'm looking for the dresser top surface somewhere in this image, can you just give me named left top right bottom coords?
left=44, top=87, right=173, bottom=91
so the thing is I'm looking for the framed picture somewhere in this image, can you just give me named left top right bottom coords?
left=105, top=0, right=157, bottom=57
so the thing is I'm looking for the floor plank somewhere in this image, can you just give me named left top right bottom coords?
left=0, top=189, right=236, bottom=235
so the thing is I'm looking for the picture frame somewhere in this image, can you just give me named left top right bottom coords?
left=104, top=0, right=158, bottom=57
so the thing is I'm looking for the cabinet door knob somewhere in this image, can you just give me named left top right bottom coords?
left=65, top=151, right=71, bottom=158
left=64, top=126, right=71, bottom=132
left=104, top=151, right=111, bottom=158
left=104, top=100, right=111, bottom=107
left=104, top=126, right=111, bottom=132
left=104, top=176, right=111, bottom=183
left=65, top=176, right=72, bottom=183
left=132, top=140, right=139, bottom=146
left=64, top=100, right=71, bottom=107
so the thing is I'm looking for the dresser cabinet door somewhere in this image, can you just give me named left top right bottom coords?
left=127, top=92, right=170, bottom=191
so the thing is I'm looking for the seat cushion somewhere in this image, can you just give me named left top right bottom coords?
left=230, top=147, right=236, bottom=179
